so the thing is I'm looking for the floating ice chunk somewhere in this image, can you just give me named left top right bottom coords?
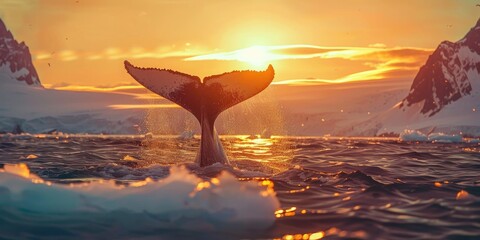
left=399, top=130, right=428, bottom=142
left=400, top=130, right=464, bottom=143
left=0, top=164, right=280, bottom=230
left=428, top=133, right=463, bottom=143
left=10, top=133, right=34, bottom=140
left=468, top=139, right=480, bottom=143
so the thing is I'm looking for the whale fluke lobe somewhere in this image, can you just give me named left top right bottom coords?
left=124, top=61, right=203, bottom=118
left=124, top=61, right=274, bottom=166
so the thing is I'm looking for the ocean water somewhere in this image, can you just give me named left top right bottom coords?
left=0, top=134, right=479, bottom=240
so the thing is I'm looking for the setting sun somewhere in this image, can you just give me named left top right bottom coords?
left=186, top=45, right=276, bottom=68
left=236, top=46, right=271, bottom=67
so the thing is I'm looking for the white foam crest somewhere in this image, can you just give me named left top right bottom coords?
left=0, top=163, right=280, bottom=230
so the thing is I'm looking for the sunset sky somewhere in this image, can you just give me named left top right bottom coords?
left=0, top=0, right=479, bottom=90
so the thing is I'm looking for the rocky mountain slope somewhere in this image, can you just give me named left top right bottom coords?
left=0, top=18, right=42, bottom=87
left=352, top=19, right=480, bottom=136
left=399, top=19, right=480, bottom=116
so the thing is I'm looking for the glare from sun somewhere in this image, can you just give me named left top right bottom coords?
left=235, top=46, right=271, bottom=67
left=184, top=45, right=276, bottom=68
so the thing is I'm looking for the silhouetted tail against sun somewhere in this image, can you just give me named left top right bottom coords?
left=124, top=61, right=274, bottom=167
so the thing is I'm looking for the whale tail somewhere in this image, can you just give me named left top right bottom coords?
left=124, top=61, right=274, bottom=166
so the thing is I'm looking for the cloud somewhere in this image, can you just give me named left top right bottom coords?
left=59, top=50, right=78, bottom=61
left=185, top=45, right=352, bottom=62
left=35, top=43, right=433, bottom=86
left=368, top=43, right=387, bottom=48
left=35, top=52, right=52, bottom=60
left=185, top=44, right=431, bottom=62
left=186, top=44, right=433, bottom=84
left=53, top=84, right=142, bottom=92
left=34, top=44, right=212, bottom=61
left=47, top=84, right=163, bottom=100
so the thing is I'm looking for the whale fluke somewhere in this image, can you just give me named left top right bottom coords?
left=124, top=61, right=274, bottom=166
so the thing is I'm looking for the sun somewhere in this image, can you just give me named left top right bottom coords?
left=235, top=46, right=273, bottom=67
left=185, top=45, right=276, bottom=68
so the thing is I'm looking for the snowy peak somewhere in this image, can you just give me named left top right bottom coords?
left=0, top=19, right=13, bottom=40
left=462, top=18, right=480, bottom=55
left=0, top=18, right=42, bottom=87
left=400, top=18, right=480, bottom=116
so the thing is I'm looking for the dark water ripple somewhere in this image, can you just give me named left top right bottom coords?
left=0, top=135, right=479, bottom=239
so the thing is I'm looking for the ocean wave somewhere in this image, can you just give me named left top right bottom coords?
left=1, top=136, right=479, bottom=239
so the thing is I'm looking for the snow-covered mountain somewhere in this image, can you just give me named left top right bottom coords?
left=400, top=18, right=480, bottom=116
left=353, top=19, right=480, bottom=137
left=0, top=18, right=149, bottom=134
left=0, top=19, right=42, bottom=87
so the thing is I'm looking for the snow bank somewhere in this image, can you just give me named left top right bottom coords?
left=0, top=115, right=145, bottom=134
left=0, top=163, right=280, bottom=230
left=399, top=130, right=463, bottom=143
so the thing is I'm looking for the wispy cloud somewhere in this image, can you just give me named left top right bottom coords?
left=52, top=84, right=143, bottom=92
left=44, top=84, right=181, bottom=109
left=43, top=84, right=163, bottom=100
left=185, top=44, right=431, bottom=63
left=59, top=50, right=78, bottom=61
left=33, top=44, right=212, bottom=61
left=185, top=44, right=377, bottom=62
left=185, top=44, right=432, bottom=84
left=36, top=44, right=433, bottom=86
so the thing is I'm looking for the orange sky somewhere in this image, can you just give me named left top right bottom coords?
left=0, top=0, right=479, bottom=89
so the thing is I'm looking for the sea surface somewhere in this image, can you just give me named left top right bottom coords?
left=0, top=134, right=479, bottom=240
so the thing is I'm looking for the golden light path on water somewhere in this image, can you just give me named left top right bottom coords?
left=277, top=227, right=369, bottom=240
left=232, top=138, right=275, bottom=160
